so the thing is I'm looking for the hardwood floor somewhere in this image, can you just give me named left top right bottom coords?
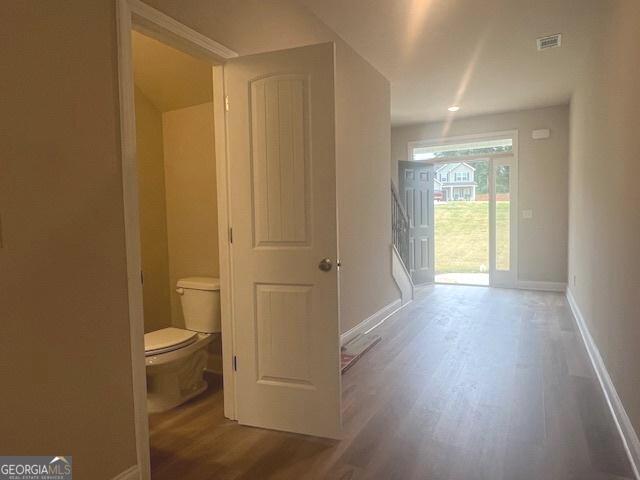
left=149, top=285, right=634, bottom=480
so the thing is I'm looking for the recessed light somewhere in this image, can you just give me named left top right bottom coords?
left=448, top=106, right=460, bottom=112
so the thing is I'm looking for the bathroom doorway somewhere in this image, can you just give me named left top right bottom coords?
left=118, top=2, right=344, bottom=477
left=131, top=28, right=232, bottom=472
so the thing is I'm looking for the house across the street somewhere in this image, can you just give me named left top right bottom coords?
left=435, top=162, right=477, bottom=201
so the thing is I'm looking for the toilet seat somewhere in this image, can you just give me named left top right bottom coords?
left=144, top=327, right=198, bottom=357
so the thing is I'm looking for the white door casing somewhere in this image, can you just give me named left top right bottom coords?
left=224, top=43, right=341, bottom=438
left=490, top=155, right=517, bottom=287
left=399, top=161, right=435, bottom=285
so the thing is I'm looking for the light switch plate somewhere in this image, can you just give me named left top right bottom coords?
left=522, top=209, right=533, bottom=219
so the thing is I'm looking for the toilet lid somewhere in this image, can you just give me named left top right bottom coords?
left=144, top=327, right=198, bottom=356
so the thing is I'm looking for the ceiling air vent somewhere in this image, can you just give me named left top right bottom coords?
left=537, top=34, right=562, bottom=51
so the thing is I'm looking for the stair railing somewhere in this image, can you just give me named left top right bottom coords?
left=391, top=181, right=410, bottom=270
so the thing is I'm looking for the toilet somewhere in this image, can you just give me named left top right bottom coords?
left=144, top=276, right=221, bottom=413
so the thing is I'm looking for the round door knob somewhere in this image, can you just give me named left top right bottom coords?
left=318, top=258, right=333, bottom=272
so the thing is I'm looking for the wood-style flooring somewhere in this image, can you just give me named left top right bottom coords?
left=149, top=285, right=634, bottom=480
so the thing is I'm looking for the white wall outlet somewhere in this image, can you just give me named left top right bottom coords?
left=522, top=209, right=533, bottom=219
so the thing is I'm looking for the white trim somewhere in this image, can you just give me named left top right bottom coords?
left=341, top=298, right=405, bottom=346
left=211, top=65, right=237, bottom=420
left=489, top=134, right=518, bottom=289
left=116, top=1, right=150, bottom=478
left=112, top=465, right=140, bottom=480
left=434, top=281, right=489, bottom=288
left=391, top=244, right=414, bottom=304
left=408, top=130, right=518, bottom=152
left=128, top=0, right=238, bottom=60
left=566, top=289, right=640, bottom=479
left=422, top=151, right=514, bottom=165
left=116, top=1, right=238, bottom=478
left=516, top=280, right=566, bottom=292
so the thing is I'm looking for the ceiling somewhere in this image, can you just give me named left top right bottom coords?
left=298, top=0, right=614, bottom=125
left=132, top=31, right=212, bottom=113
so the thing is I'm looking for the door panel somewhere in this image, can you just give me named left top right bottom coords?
left=399, top=161, right=434, bottom=284
left=256, top=284, right=313, bottom=387
left=225, top=43, right=341, bottom=438
left=251, top=74, right=310, bottom=247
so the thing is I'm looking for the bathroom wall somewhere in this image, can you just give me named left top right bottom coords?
left=162, top=102, right=219, bottom=328
left=134, top=87, right=172, bottom=333
left=134, top=31, right=219, bottom=340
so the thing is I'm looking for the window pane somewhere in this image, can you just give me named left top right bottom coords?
left=413, top=138, right=513, bottom=161
left=495, top=165, right=510, bottom=271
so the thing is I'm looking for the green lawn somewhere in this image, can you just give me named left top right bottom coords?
left=435, top=201, right=510, bottom=273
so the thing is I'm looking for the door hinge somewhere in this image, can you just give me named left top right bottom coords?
left=233, top=355, right=238, bottom=371
left=225, top=95, right=230, bottom=112
left=140, top=270, right=144, bottom=284
left=229, top=227, right=233, bottom=244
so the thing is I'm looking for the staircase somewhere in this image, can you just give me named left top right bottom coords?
left=391, top=182, right=414, bottom=303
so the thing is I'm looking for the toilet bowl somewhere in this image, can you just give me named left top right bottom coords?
left=144, top=277, right=220, bottom=414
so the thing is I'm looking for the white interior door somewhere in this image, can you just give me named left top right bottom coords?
left=224, top=43, right=341, bottom=438
left=490, top=155, right=517, bottom=287
left=399, top=161, right=434, bottom=284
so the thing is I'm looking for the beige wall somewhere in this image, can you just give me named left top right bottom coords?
left=0, top=2, right=137, bottom=478
left=135, top=88, right=172, bottom=333
left=163, top=102, right=219, bottom=327
left=391, top=105, right=570, bottom=284
left=1, top=1, right=394, bottom=476
left=336, top=46, right=399, bottom=333
left=568, top=0, right=640, bottom=436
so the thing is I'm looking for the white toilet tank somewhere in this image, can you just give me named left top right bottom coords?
left=176, top=277, right=221, bottom=333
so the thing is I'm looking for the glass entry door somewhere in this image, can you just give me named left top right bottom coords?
left=408, top=133, right=518, bottom=288
left=432, top=158, right=489, bottom=286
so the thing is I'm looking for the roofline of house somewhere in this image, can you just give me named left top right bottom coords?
left=435, top=161, right=477, bottom=172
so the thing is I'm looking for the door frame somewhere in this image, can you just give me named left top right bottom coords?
left=488, top=154, right=518, bottom=288
left=406, top=130, right=519, bottom=288
left=116, top=1, right=237, bottom=478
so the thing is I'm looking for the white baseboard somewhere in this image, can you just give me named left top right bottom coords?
left=517, top=280, right=566, bottom=292
left=341, top=298, right=404, bottom=346
left=566, top=289, right=640, bottom=479
left=112, top=465, right=140, bottom=480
